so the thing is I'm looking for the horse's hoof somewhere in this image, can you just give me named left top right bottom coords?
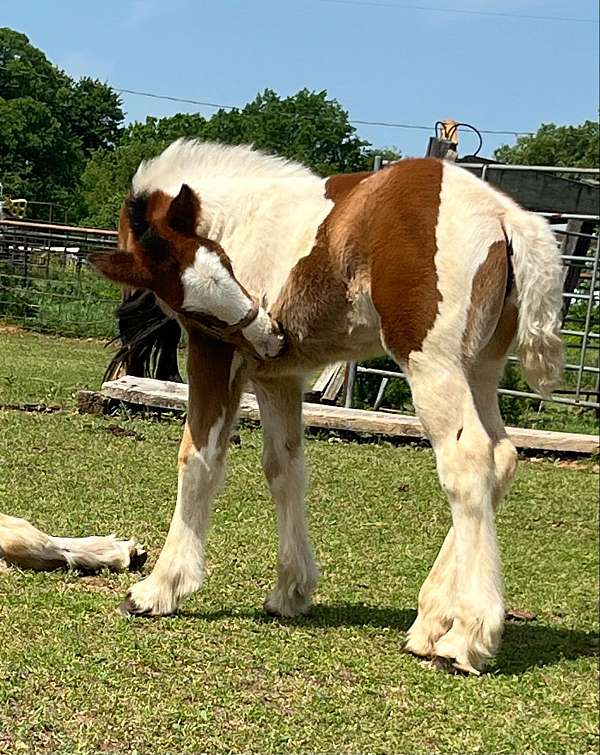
left=451, top=660, right=481, bottom=676
left=118, top=594, right=150, bottom=617
left=424, top=656, right=481, bottom=676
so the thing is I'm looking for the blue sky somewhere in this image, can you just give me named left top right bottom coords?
left=2, top=0, right=598, bottom=158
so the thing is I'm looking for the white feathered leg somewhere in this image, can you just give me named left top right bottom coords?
left=254, top=375, right=319, bottom=618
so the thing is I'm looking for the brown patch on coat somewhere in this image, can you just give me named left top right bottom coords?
left=482, top=301, right=519, bottom=361
left=118, top=199, right=132, bottom=249
left=179, top=332, right=247, bottom=467
left=271, top=221, right=351, bottom=348
left=463, top=239, right=508, bottom=360
left=367, top=159, right=444, bottom=361
left=91, top=191, right=189, bottom=308
left=96, top=187, right=244, bottom=314
left=324, top=171, right=372, bottom=202
left=269, top=173, right=372, bottom=358
left=269, top=160, right=444, bottom=371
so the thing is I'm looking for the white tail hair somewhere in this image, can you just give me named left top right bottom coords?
left=503, top=208, right=565, bottom=396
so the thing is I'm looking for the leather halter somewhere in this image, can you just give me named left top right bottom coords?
left=180, top=298, right=260, bottom=340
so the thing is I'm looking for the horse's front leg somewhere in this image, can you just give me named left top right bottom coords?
left=120, top=334, right=246, bottom=616
left=253, top=375, right=319, bottom=617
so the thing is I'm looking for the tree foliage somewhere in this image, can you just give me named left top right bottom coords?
left=1, top=27, right=404, bottom=226
left=495, top=121, right=599, bottom=167
left=0, top=27, right=124, bottom=215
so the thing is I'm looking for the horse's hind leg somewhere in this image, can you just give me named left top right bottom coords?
left=469, top=307, right=520, bottom=513
left=405, top=354, right=518, bottom=663
left=253, top=375, right=319, bottom=617
left=469, top=359, right=518, bottom=514
left=404, top=355, right=505, bottom=674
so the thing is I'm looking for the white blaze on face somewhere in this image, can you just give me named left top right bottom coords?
left=181, top=245, right=253, bottom=325
left=181, top=245, right=286, bottom=359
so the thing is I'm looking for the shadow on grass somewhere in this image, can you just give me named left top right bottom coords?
left=181, top=602, right=415, bottom=630
left=497, top=622, right=598, bottom=675
left=181, top=602, right=598, bottom=675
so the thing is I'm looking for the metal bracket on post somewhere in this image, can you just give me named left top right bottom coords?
left=427, top=119, right=459, bottom=160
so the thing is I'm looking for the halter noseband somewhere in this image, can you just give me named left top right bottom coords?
left=180, top=298, right=260, bottom=340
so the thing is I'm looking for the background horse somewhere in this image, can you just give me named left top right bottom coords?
left=91, top=139, right=564, bottom=674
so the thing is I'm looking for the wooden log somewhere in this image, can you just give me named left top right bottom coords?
left=91, top=376, right=599, bottom=455
left=77, top=390, right=112, bottom=415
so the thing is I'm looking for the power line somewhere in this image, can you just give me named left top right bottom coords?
left=115, top=86, right=535, bottom=136
left=316, top=0, right=599, bottom=24
left=115, top=88, right=237, bottom=111
left=0, top=66, right=535, bottom=137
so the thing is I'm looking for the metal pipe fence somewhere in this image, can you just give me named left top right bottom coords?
left=345, top=164, right=600, bottom=413
left=0, top=219, right=119, bottom=338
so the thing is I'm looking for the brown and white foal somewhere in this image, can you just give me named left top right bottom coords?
left=91, top=139, right=564, bottom=674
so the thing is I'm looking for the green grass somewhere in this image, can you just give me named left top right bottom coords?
left=0, top=332, right=598, bottom=753
left=0, top=328, right=113, bottom=406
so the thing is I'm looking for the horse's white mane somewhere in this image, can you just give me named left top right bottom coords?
left=132, top=138, right=317, bottom=196
left=131, top=138, right=331, bottom=309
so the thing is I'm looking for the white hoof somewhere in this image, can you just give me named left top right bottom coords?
left=264, top=584, right=313, bottom=618
left=119, top=566, right=201, bottom=617
left=433, top=611, right=504, bottom=675
left=405, top=612, right=451, bottom=658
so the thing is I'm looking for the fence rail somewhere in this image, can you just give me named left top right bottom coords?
left=0, top=219, right=119, bottom=337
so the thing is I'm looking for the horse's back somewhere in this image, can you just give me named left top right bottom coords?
left=341, top=159, right=512, bottom=364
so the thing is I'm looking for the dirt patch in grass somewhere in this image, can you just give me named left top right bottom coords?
left=0, top=323, right=23, bottom=335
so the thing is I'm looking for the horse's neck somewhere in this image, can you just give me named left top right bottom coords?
left=197, top=178, right=333, bottom=309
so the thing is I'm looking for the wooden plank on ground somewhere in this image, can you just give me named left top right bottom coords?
left=94, top=376, right=599, bottom=455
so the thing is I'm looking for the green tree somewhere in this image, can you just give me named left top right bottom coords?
left=495, top=120, right=599, bottom=167
left=203, top=88, right=372, bottom=175
left=62, top=76, right=124, bottom=154
left=79, top=113, right=210, bottom=227
left=0, top=27, right=124, bottom=218
left=0, top=96, right=79, bottom=208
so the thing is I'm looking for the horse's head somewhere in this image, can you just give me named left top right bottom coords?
left=90, top=184, right=285, bottom=359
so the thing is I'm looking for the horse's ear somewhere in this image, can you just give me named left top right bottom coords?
left=88, top=251, right=150, bottom=288
left=166, top=184, right=200, bottom=236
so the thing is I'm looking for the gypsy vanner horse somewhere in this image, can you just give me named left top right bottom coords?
left=91, top=139, right=564, bottom=674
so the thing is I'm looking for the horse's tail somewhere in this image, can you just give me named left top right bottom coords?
left=104, top=290, right=183, bottom=383
left=502, top=208, right=564, bottom=396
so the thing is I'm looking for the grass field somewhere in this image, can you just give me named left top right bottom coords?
left=0, top=329, right=598, bottom=754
